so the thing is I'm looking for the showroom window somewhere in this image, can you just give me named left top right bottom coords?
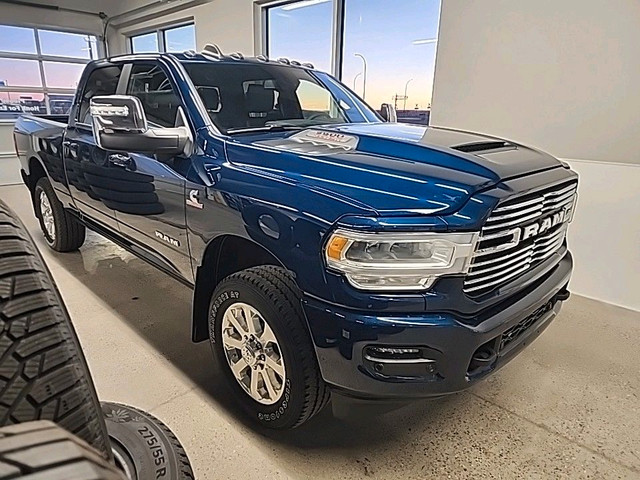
left=0, top=25, right=99, bottom=119
left=266, top=1, right=333, bottom=73
left=130, top=23, right=196, bottom=54
left=263, top=0, right=441, bottom=125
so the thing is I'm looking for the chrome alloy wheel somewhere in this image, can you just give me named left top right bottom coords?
left=221, top=302, right=286, bottom=405
left=39, top=191, right=55, bottom=241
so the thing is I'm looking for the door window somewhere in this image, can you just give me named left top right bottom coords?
left=127, top=63, right=181, bottom=127
left=296, top=79, right=341, bottom=119
left=77, top=65, right=123, bottom=124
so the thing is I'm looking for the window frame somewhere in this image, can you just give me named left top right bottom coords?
left=75, top=64, right=126, bottom=128
left=0, top=24, right=102, bottom=122
left=126, top=61, right=185, bottom=128
left=128, top=22, right=196, bottom=54
left=257, top=0, right=442, bottom=115
left=257, top=0, right=345, bottom=78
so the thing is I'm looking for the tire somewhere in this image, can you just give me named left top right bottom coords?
left=101, top=402, right=193, bottom=480
left=33, top=177, right=85, bottom=252
left=208, top=266, right=329, bottom=429
left=0, top=421, right=124, bottom=479
left=0, top=199, right=112, bottom=460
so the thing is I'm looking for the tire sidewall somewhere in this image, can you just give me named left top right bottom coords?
left=208, top=279, right=303, bottom=429
left=34, top=179, right=57, bottom=248
left=101, top=403, right=190, bottom=480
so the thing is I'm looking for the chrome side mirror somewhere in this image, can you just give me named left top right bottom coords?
left=90, top=95, right=190, bottom=155
left=380, top=103, right=398, bottom=123
left=90, top=95, right=147, bottom=134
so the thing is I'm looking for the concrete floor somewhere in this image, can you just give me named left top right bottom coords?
left=1, top=183, right=639, bottom=479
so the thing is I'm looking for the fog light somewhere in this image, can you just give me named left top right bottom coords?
left=365, top=346, right=423, bottom=361
left=369, top=347, right=420, bottom=355
left=363, top=345, right=440, bottom=380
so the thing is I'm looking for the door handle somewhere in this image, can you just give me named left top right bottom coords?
left=108, top=153, right=132, bottom=168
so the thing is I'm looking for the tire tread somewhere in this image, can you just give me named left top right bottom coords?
left=0, top=420, right=123, bottom=479
left=0, top=200, right=111, bottom=460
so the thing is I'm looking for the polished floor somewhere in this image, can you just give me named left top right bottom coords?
left=1, top=183, right=639, bottom=479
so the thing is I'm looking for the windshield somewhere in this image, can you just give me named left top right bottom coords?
left=183, top=62, right=380, bottom=134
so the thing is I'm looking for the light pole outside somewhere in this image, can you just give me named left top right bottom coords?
left=354, top=53, right=367, bottom=100
left=403, top=78, right=413, bottom=110
left=353, top=72, right=362, bottom=91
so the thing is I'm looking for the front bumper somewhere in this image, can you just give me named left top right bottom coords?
left=303, top=252, right=573, bottom=399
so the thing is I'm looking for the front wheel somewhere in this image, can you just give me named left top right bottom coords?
left=208, top=266, right=329, bottom=429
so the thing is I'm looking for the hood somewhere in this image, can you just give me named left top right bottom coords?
left=224, top=123, right=563, bottom=215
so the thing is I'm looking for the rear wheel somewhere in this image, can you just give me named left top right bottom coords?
left=34, top=177, right=85, bottom=252
left=208, top=266, right=329, bottom=429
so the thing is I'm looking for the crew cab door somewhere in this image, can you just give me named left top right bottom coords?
left=64, top=64, right=125, bottom=232
left=112, top=61, right=193, bottom=282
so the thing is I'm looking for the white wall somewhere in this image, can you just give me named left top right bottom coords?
left=565, top=159, right=640, bottom=311
left=431, top=0, right=640, bottom=310
left=107, top=0, right=254, bottom=56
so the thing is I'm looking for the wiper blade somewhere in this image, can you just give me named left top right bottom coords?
left=226, top=125, right=304, bottom=135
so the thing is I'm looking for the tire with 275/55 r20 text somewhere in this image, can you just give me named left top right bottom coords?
left=208, top=266, right=329, bottom=429
left=101, top=402, right=193, bottom=480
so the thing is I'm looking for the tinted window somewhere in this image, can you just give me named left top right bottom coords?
left=127, top=63, right=181, bottom=128
left=183, top=62, right=372, bottom=133
left=78, top=66, right=122, bottom=123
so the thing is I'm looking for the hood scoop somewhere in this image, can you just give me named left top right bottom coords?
left=452, top=141, right=515, bottom=154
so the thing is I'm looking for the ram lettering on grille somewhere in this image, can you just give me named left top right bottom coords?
left=464, top=182, right=577, bottom=295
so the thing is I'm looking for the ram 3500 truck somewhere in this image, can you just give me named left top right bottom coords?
left=14, top=47, right=577, bottom=429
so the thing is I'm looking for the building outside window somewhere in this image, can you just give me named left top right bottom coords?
left=263, top=0, right=441, bottom=125
left=130, top=23, right=196, bottom=54
left=0, top=25, right=99, bottom=119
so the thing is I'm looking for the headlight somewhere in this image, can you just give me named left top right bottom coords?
left=325, top=229, right=479, bottom=291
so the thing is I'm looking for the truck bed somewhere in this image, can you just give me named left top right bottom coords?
left=13, top=114, right=68, bottom=183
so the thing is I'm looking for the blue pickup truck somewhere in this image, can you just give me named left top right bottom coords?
left=14, top=46, right=577, bottom=429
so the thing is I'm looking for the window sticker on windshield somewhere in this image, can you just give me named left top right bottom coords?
left=291, top=130, right=359, bottom=151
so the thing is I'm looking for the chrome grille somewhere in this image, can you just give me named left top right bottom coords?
left=464, top=182, right=577, bottom=295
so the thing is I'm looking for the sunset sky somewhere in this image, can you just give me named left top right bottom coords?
left=0, top=25, right=96, bottom=91
left=1, top=1, right=440, bottom=113
left=268, top=0, right=441, bottom=110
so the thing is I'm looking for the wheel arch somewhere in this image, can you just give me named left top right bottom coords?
left=26, top=156, right=48, bottom=191
left=191, top=234, right=290, bottom=342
